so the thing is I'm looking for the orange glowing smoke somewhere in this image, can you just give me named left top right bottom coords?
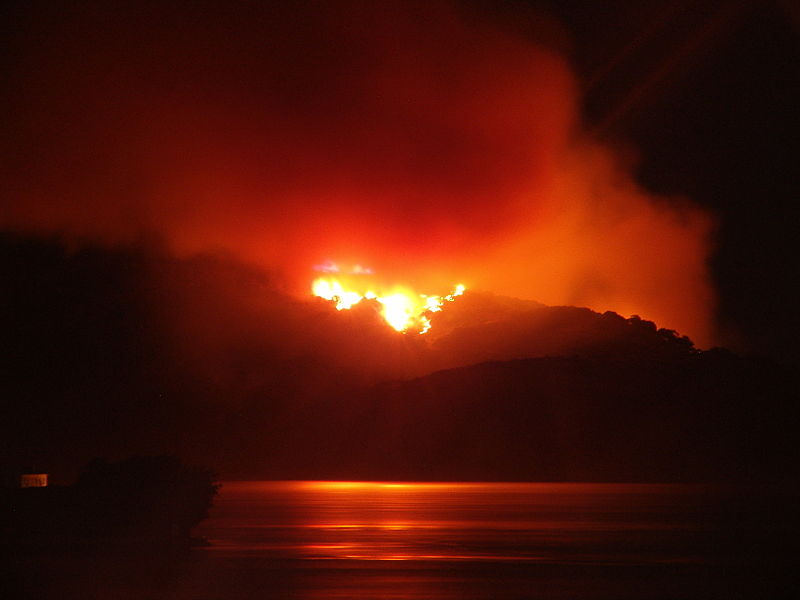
left=312, top=264, right=464, bottom=333
left=2, top=2, right=717, bottom=347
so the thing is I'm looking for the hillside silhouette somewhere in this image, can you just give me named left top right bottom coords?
left=249, top=351, right=798, bottom=482
left=2, top=234, right=797, bottom=482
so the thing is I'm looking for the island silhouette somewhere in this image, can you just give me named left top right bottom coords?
left=2, top=456, right=218, bottom=550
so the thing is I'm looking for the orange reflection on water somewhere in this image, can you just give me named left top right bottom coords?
left=299, top=481, right=444, bottom=491
left=198, top=481, right=716, bottom=565
left=380, top=523, right=410, bottom=531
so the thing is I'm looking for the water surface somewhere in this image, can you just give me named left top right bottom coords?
left=199, top=481, right=720, bottom=563
left=186, top=481, right=796, bottom=598
left=11, top=481, right=796, bottom=599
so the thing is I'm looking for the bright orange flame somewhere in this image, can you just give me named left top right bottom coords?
left=312, top=267, right=464, bottom=334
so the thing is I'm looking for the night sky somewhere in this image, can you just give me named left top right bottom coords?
left=556, top=0, right=800, bottom=363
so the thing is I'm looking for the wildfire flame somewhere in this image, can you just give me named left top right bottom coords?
left=312, top=265, right=465, bottom=334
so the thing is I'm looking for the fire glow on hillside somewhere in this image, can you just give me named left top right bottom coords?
left=312, top=263, right=464, bottom=334
left=0, top=1, right=720, bottom=348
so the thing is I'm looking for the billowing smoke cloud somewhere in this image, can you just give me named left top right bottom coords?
left=2, top=0, right=714, bottom=345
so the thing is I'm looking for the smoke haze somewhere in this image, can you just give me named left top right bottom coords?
left=2, top=0, right=714, bottom=345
